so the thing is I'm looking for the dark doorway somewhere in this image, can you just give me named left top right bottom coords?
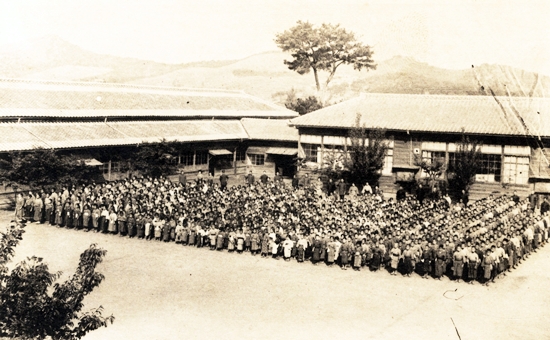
left=273, top=155, right=296, bottom=177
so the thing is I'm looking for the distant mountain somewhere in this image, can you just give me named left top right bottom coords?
left=0, top=36, right=548, bottom=105
left=0, top=35, right=234, bottom=83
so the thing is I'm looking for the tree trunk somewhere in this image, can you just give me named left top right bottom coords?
left=313, top=67, right=320, bottom=91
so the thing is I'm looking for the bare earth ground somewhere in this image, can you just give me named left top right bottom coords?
left=2, top=211, right=550, bottom=340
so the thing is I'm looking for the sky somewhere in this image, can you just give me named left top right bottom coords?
left=1, top=0, right=549, bottom=75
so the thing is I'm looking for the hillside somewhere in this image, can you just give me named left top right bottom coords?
left=0, top=36, right=548, bottom=105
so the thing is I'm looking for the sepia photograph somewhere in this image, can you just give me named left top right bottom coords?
left=0, top=1, right=549, bottom=339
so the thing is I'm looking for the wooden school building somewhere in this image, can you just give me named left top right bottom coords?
left=290, top=93, right=550, bottom=199
left=0, top=79, right=299, bottom=181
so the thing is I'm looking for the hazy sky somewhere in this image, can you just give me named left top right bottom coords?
left=1, top=0, right=549, bottom=75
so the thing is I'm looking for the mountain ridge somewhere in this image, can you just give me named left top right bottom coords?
left=0, top=36, right=547, bottom=104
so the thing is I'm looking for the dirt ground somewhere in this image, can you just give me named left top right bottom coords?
left=2, top=211, right=550, bottom=340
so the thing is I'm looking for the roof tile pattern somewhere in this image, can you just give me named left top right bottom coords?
left=0, top=124, right=50, bottom=151
left=109, top=121, right=248, bottom=143
left=290, top=93, right=550, bottom=137
left=0, top=120, right=259, bottom=151
left=0, top=79, right=298, bottom=119
left=240, top=118, right=298, bottom=141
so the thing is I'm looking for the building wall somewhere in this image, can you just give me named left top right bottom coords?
left=297, top=127, right=545, bottom=197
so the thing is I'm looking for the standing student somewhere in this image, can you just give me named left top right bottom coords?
left=434, top=244, right=447, bottom=280
left=73, top=203, right=82, bottom=230
left=402, top=244, right=414, bottom=277
left=219, top=170, right=229, bottom=191
left=452, top=245, right=465, bottom=282
left=33, top=194, right=43, bottom=223
left=337, top=179, right=347, bottom=201
left=108, top=209, right=118, bottom=234
left=389, top=243, right=401, bottom=275
left=481, top=248, right=495, bottom=285
left=466, top=246, right=480, bottom=284
left=44, top=196, right=53, bottom=226
left=282, top=236, right=294, bottom=261
left=117, top=210, right=127, bottom=236
left=82, top=204, right=91, bottom=231
left=260, top=171, right=269, bottom=185
left=250, top=230, right=260, bottom=255
left=125, top=212, right=135, bottom=238
left=245, top=171, right=255, bottom=186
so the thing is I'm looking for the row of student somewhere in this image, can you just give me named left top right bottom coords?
left=14, top=173, right=549, bottom=285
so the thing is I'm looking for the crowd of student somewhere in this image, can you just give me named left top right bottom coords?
left=13, top=170, right=550, bottom=285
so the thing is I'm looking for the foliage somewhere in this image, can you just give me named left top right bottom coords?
left=129, top=139, right=179, bottom=178
left=414, top=153, right=446, bottom=194
left=343, top=114, right=388, bottom=189
left=448, top=133, right=482, bottom=195
left=275, top=21, right=376, bottom=91
left=0, top=222, right=114, bottom=339
left=284, top=91, right=324, bottom=115
left=319, top=146, right=346, bottom=182
left=0, top=149, right=98, bottom=190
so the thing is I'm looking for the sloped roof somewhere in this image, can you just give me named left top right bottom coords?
left=0, top=120, right=250, bottom=151
left=240, top=118, right=298, bottom=142
left=290, top=93, right=550, bottom=138
left=0, top=78, right=297, bottom=119
left=0, top=123, right=50, bottom=151
left=108, top=120, right=248, bottom=143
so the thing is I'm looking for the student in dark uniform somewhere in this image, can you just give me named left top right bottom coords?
left=219, top=170, right=229, bottom=191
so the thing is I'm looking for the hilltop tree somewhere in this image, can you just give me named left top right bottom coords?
left=275, top=21, right=376, bottom=91
left=0, top=222, right=114, bottom=339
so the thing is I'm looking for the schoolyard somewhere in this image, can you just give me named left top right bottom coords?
left=2, top=211, right=549, bottom=340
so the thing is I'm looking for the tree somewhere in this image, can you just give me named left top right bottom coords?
left=414, top=153, right=446, bottom=198
left=0, top=222, right=114, bottom=339
left=285, top=94, right=324, bottom=115
left=343, top=114, right=388, bottom=189
left=130, top=139, right=178, bottom=178
left=275, top=21, right=376, bottom=91
left=0, top=149, right=98, bottom=190
left=448, top=133, right=482, bottom=196
left=320, top=146, right=346, bottom=182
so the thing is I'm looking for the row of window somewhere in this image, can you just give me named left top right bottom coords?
left=302, top=144, right=530, bottom=185
left=101, top=150, right=260, bottom=174
left=421, top=151, right=529, bottom=184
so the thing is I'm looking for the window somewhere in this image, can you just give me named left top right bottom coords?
left=181, top=152, right=194, bottom=166
left=236, top=149, right=246, bottom=163
left=100, top=161, right=121, bottom=174
left=100, top=163, right=109, bottom=174
left=302, top=143, right=319, bottom=162
left=382, top=149, right=393, bottom=175
left=420, top=150, right=445, bottom=178
left=421, top=151, right=446, bottom=164
left=502, top=156, right=529, bottom=185
left=195, top=151, right=208, bottom=165
left=478, top=153, right=502, bottom=182
left=249, top=154, right=265, bottom=165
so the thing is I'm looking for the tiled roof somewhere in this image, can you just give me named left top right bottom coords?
left=108, top=121, right=248, bottom=143
left=240, top=118, right=298, bottom=142
left=290, top=93, right=550, bottom=138
left=0, top=123, right=50, bottom=151
left=0, top=120, right=250, bottom=151
left=0, top=79, right=297, bottom=119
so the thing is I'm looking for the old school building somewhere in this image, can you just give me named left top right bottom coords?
left=290, top=93, right=550, bottom=199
